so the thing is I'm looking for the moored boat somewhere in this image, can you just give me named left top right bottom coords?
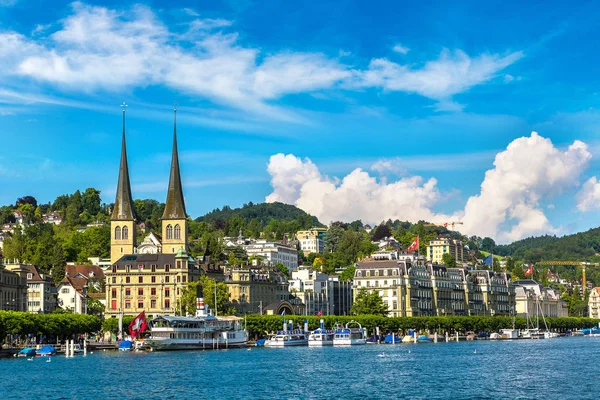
left=118, top=340, right=134, bottom=352
left=18, top=348, right=36, bottom=357
left=264, top=330, right=308, bottom=347
left=333, top=321, right=367, bottom=346
left=308, top=320, right=334, bottom=347
left=145, top=297, right=248, bottom=351
left=36, top=345, right=56, bottom=357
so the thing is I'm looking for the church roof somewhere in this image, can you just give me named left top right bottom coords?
left=162, top=109, right=187, bottom=220
left=111, top=110, right=136, bottom=221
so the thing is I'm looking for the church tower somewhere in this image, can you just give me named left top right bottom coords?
left=161, top=105, right=188, bottom=254
left=110, top=104, right=137, bottom=264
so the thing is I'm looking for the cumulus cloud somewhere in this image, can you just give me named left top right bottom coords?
left=370, top=157, right=405, bottom=175
left=460, top=132, right=590, bottom=241
left=266, top=132, right=592, bottom=242
left=266, top=153, right=451, bottom=225
left=0, top=3, right=523, bottom=118
left=576, top=177, right=600, bottom=212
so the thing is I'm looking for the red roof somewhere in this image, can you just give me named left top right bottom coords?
left=65, top=265, right=105, bottom=280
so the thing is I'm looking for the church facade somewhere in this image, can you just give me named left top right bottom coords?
left=105, top=107, right=200, bottom=318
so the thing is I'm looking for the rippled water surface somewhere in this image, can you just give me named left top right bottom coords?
left=1, top=337, right=598, bottom=399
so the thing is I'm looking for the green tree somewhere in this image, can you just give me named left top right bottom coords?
left=179, top=277, right=233, bottom=316
left=82, top=188, right=102, bottom=216
left=325, top=225, right=344, bottom=253
left=441, top=253, right=457, bottom=268
left=339, top=266, right=356, bottom=282
left=275, top=262, right=290, bottom=279
left=17, top=203, right=35, bottom=224
left=350, top=288, right=389, bottom=316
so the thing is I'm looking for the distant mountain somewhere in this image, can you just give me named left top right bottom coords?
left=196, top=202, right=323, bottom=227
left=496, top=227, right=600, bottom=262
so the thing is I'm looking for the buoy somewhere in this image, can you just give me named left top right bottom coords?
left=90, top=352, right=94, bottom=354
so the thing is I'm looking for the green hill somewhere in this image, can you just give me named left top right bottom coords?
left=194, top=202, right=324, bottom=238
left=197, top=202, right=322, bottom=226
left=495, top=228, right=600, bottom=263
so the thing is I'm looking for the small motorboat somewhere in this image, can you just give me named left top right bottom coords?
left=416, top=335, right=433, bottom=343
left=383, top=333, right=401, bottom=344
left=36, top=345, right=56, bottom=357
left=333, top=321, right=367, bottom=346
left=18, top=348, right=36, bottom=357
left=118, top=340, right=134, bottom=352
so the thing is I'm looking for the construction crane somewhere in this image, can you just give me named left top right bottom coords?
left=423, top=222, right=464, bottom=231
left=534, top=261, right=599, bottom=296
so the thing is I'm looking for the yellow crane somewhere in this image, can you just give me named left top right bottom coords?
left=534, top=261, right=598, bottom=296
left=423, top=222, right=464, bottom=231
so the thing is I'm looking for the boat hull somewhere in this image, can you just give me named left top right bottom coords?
left=333, top=339, right=367, bottom=346
left=308, top=340, right=333, bottom=347
left=146, top=337, right=248, bottom=351
left=264, top=339, right=308, bottom=347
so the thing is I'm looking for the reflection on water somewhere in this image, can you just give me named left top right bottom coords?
left=1, top=337, right=599, bottom=399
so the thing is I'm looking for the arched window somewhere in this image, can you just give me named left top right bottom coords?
left=174, top=224, right=181, bottom=240
left=122, top=226, right=128, bottom=240
left=115, top=226, right=122, bottom=240
left=166, top=224, right=173, bottom=239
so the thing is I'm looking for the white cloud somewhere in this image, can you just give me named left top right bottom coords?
left=0, top=3, right=524, bottom=118
left=392, top=43, right=409, bottom=55
left=576, top=177, right=600, bottom=212
left=352, top=49, right=523, bottom=108
left=370, top=157, right=405, bottom=175
left=182, top=7, right=200, bottom=17
left=265, top=132, right=592, bottom=242
left=460, top=132, right=590, bottom=242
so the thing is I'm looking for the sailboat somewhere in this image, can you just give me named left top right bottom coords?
left=521, top=291, right=557, bottom=339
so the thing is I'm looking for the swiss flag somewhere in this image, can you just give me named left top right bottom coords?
left=129, top=311, right=148, bottom=338
left=407, top=237, right=419, bottom=252
left=525, top=265, right=533, bottom=276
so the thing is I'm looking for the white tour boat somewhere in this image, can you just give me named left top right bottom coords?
left=145, top=297, right=248, bottom=351
left=333, top=321, right=367, bottom=346
left=264, top=330, right=308, bottom=347
left=308, top=319, right=334, bottom=347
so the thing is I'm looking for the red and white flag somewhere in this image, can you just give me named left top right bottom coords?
left=129, top=311, right=148, bottom=338
left=407, top=237, right=419, bottom=252
left=525, top=265, right=533, bottom=276
left=317, top=309, right=322, bottom=317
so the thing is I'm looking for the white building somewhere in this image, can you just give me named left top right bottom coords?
left=57, top=265, right=105, bottom=314
left=513, top=280, right=569, bottom=318
left=288, top=267, right=352, bottom=315
left=42, top=212, right=63, bottom=225
left=244, top=240, right=298, bottom=272
left=137, top=232, right=162, bottom=254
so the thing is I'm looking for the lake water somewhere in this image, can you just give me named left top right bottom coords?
left=1, top=337, right=598, bottom=399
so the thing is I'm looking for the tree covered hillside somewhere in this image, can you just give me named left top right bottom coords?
left=494, top=228, right=600, bottom=263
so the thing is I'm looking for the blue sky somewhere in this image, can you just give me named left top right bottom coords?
left=2, top=0, right=600, bottom=243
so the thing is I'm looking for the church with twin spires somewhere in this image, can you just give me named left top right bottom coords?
left=105, top=106, right=201, bottom=318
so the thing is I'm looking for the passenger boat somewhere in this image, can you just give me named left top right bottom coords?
left=333, top=321, right=367, bottom=346
left=145, top=297, right=248, bottom=351
left=264, top=330, right=308, bottom=347
left=308, top=320, right=334, bottom=347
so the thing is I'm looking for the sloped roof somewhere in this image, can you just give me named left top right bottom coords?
left=66, top=265, right=105, bottom=280
left=60, top=276, right=88, bottom=293
left=24, top=264, right=45, bottom=282
left=111, top=114, right=136, bottom=221
left=162, top=114, right=187, bottom=220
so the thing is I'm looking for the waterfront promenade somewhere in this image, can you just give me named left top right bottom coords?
left=1, top=337, right=598, bottom=399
